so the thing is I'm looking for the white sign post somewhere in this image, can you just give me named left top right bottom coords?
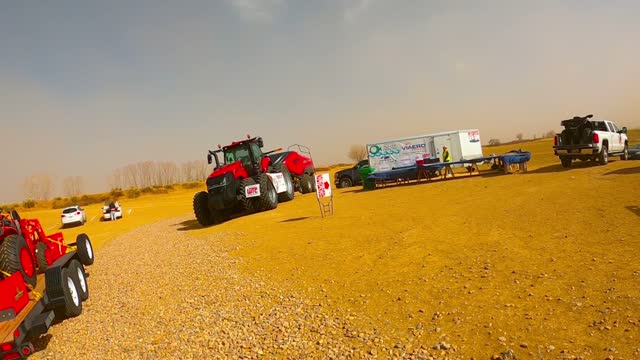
left=315, top=173, right=334, bottom=217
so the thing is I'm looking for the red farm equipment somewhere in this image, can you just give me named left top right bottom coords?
left=1, top=209, right=95, bottom=359
left=193, top=135, right=316, bottom=226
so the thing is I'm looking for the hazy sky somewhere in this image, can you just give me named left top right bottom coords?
left=2, top=0, right=639, bottom=202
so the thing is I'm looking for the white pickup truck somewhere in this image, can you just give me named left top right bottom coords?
left=553, top=114, right=629, bottom=168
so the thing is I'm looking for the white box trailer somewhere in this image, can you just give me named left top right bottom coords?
left=366, top=129, right=483, bottom=172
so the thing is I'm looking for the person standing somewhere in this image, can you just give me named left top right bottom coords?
left=442, top=145, right=454, bottom=177
left=109, top=201, right=117, bottom=221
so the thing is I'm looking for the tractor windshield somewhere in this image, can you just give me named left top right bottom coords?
left=224, top=145, right=252, bottom=168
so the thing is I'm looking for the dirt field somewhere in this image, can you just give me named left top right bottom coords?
left=24, top=136, right=639, bottom=359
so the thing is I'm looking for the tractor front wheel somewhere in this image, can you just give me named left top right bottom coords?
left=0, top=234, right=37, bottom=288
left=239, top=178, right=259, bottom=213
left=255, top=174, right=278, bottom=211
left=36, top=242, right=53, bottom=272
left=193, top=191, right=215, bottom=227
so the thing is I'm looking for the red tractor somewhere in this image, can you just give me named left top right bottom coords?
left=0, top=210, right=94, bottom=290
left=1, top=210, right=95, bottom=359
left=193, top=135, right=316, bottom=226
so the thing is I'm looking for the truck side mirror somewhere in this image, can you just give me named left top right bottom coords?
left=621, top=127, right=628, bottom=134
left=207, top=153, right=212, bottom=164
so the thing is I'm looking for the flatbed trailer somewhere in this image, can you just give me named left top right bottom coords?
left=1, top=252, right=88, bottom=360
left=367, top=151, right=531, bottom=187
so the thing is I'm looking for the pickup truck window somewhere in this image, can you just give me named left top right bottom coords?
left=611, top=123, right=620, bottom=132
left=593, top=121, right=608, bottom=132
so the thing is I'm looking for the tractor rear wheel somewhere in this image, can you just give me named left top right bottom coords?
left=255, top=174, right=278, bottom=211
left=300, top=174, right=314, bottom=194
left=69, top=260, right=89, bottom=301
left=238, top=178, right=259, bottom=213
left=193, top=191, right=215, bottom=227
left=76, top=233, right=94, bottom=266
left=0, top=234, right=37, bottom=288
left=270, top=164, right=295, bottom=202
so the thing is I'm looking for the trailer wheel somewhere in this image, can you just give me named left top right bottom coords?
left=75, top=233, right=94, bottom=266
left=270, top=164, right=295, bottom=202
left=35, top=242, right=54, bottom=272
left=598, top=145, right=608, bottom=165
left=255, top=174, right=278, bottom=211
left=299, top=174, right=314, bottom=194
left=57, top=267, right=82, bottom=318
left=0, top=234, right=37, bottom=288
left=69, top=260, right=89, bottom=301
left=560, top=157, right=572, bottom=168
left=238, top=178, right=259, bottom=213
left=193, top=191, right=215, bottom=227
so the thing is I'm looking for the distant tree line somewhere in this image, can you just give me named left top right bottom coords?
left=19, top=159, right=209, bottom=202
left=108, top=160, right=208, bottom=190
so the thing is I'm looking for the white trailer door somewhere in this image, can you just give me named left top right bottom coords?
left=433, top=135, right=453, bottom=162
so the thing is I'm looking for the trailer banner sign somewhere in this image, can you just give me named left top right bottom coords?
left=315, top=173, right=332, bottom=199
left=368, top=137, right=432, bottom=170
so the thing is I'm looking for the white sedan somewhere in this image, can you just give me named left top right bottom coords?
left=61, top=205, right=87, bottom=227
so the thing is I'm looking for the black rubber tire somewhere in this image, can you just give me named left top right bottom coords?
left=56, top=267, right=82, bottom=318
left=299, top=174, right=314, bottom=194
left=238, top=178, right=259, bottom=213
left=0, top=234, right=37, bottom=288
left=193, top=191, right=214, bottom=227
left=76, top=233, right=94, bottom=266
left=255, top=174, right=278, bottom=211
left=339, top=177, right=353, bottom=188
left=621, top=144, right=628, bottom=160
left=35, top=242, right=51, bottom=272
left=68, top=260, right=89, bottom=301
left=598, top=145, right=608, bottom=165
left=270, top=164, right=295, bottom=202
left=560, top=157, right=572, bottom=168
left=10, top=209, right=20, bottom=222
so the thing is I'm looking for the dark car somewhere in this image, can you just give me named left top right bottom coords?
left=629, top=144, right=640, bottom=159
left=335, top=159, right=369, bottom=188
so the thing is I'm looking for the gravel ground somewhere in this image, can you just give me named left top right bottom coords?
left=30, top=216, right=459, bottom=360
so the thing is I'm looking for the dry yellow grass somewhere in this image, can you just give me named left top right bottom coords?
left=21, top=134, right=640, bottom=358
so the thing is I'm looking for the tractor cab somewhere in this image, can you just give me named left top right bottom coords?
left=222, top=140, right=263, bottom=176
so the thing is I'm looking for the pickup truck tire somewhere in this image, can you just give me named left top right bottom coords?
left=621, top=144, right=628, bottom=160
left=560, top=157, right=572, bottom=168
left=598, top=145, right=608, bottom=165
left=339, top=177, right=353, bottom=188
